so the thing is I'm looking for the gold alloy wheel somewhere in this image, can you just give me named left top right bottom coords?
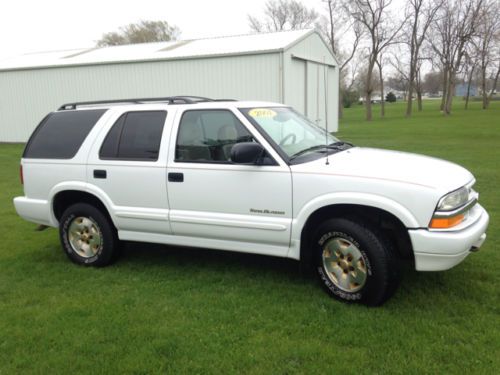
left=68, top=216, right=102, bottom=258
left=322, top=237, right=367, bottom=292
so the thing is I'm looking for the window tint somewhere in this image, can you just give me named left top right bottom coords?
left=24, top=109, right=107, bottom=159
left=175, top=110, right=253, bottom=162
left=99, top=114, right=125, bottom=159
left=99, top=111, right=167, bottom=161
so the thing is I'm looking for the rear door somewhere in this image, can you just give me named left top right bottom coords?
left=166, top=107, right=292, bottom=257
left=87, top=107, right=172, bottom=234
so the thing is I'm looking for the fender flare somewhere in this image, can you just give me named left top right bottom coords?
left=48, top=182, right=117, bottom=227
left=288, top=192, right=419, bottom=259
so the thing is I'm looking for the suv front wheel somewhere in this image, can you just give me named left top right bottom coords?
left=313, top=218, right=400, bottom=306
left=59, top=203, right=118, bottom=267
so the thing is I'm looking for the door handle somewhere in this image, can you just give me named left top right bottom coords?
left=168, top=172, right=184, bottom=182
left=93, top=170, right=107, bottom=179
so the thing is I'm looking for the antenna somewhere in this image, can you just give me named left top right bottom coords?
left=323, top=57, right=329, bottom=165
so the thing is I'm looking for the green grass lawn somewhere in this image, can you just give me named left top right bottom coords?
left=1, top=100, right=499, bottom=374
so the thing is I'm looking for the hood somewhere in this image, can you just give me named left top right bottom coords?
left=293, top=147, right=474, bottom=192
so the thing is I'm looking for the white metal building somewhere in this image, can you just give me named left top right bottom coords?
left=0, top=29, right=338, bottom=142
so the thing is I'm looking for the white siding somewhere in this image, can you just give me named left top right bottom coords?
left=0, top=54, right=281, bottom=142
left=284, top=57, right=307, bottom=115
left=0, top=30, right=339, bottom=142
left=284, top=32, right=339, bottom=131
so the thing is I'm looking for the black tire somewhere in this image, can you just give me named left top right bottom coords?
left=313, top=217, right=400, bottom=306
left=59, top=203, right=118, bottom=267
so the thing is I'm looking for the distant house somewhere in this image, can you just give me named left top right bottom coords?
left=358, top=93, right=383, bottom=103
left=455, top=83, right=478, bottom=97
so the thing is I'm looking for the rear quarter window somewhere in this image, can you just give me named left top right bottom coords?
left=23, top=109, right=107, bottom=159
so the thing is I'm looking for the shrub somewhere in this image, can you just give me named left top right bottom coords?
left=343, top=90, right=359, bottom=108
left=386, top=92, right=397, bottom=102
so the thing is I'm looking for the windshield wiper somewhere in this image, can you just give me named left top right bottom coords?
left=329, top=141, right=354, bottom=148
left=289, top=145, right=330, bottom=160
left=289, top=142, right=354, bottom=161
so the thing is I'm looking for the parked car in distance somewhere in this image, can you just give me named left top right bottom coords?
left=14, top=96, right=489, bottom=306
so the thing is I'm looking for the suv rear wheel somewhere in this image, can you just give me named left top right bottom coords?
left=59, top=203, right=118, bottom=267
left=313, top=217, right=400, bottom=306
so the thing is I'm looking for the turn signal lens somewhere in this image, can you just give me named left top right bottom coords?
left=429, top=214, right=465, bottom=229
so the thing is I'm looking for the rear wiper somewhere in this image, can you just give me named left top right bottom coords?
left=290, top=142, right=354, bottom=161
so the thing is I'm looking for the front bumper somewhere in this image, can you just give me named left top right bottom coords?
left=409, top=204, right=489, bottom=271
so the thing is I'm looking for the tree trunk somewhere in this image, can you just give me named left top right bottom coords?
left=378, top=61, right=385, bottom=117
left=416, top=68, right=423, bottom=112
left=444, top=71, right=455, bottom=115
left=465, top=65, right=475, bottom=110
left=406, top=66, right=415, bottom=117
left=487, top=64, right=500, bottom=107
left=365, top=91, right=373, bottom=121
left=481, top=65, right=488, bottom=109
left=440, top=68, right=448, bottom=111
left=365, top=61, right=375, bottom=121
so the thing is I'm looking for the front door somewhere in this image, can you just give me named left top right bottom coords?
left=166, top=108, right=292, bottom=257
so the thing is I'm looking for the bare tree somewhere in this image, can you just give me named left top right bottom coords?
left=317, top=0, right=363, bottom=118
left=248, top=0, right=318, bottom=32
left=472, top=0, right=500, bottom=109
left=404, top=0, right=442, bottom=117
left=389, top=54, right=411, bottom=99
left=375, top=54, right=385, bottom=117
left=489, top=65, right=500, bottom=100
left=429, top=0, right=484, bottom=115
left=415, top=64, right=424, bottom=110
left=96, top=20, right=180, bottom=47
left=421, top=70, right=442, bottom=94
left=387, top=73, right=410, bottom=98
left=348, top=0, right=406, bottom=121
left=425, top=42, right=450, bottom=109
left=463, top=52, right=477, bottom=109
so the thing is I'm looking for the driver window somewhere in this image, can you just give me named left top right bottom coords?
left=175, top=110, right=254, bottom=163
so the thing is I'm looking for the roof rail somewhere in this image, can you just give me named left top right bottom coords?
left=58, top=96, right=216, bottom=110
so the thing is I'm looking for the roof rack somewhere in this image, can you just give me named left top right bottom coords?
left=58, top=96, right=220, bottom=110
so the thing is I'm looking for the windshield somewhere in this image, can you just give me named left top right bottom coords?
left=240, top=107, right=344, bottom=160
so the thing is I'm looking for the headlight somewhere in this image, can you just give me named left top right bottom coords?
left=430, top=185, right=477, bottom=229
left=437, top=186, right=469, bottom=211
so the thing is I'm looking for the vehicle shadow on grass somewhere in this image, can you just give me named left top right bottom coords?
left=119, top=241, right=304, bottom=281
left=23, top=238, right=476, bottom=309
left=117, top=241, right=474, bottom=309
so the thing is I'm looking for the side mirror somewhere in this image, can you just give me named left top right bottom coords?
left=230, top=142, right=265, bottom=164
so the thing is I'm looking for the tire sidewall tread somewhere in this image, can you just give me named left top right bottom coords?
left=59, top=203, right=117, bottom=267
left=313, top=217, right=400, bottom=306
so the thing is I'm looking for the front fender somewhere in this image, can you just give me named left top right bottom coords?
left=288, top=192, right=418, bottom=259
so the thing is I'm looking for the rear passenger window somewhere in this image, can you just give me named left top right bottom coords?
left=23, top=109, right=106, bottom=159
left=99, top=111, right=167, bottom=161
left=175, top=110, right=253, bottom=162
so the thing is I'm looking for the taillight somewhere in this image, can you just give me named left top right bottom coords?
left=20, top=164, right=23, bottom=185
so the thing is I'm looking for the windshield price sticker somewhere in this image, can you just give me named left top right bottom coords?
left=248, top=108, right=277, bottom=118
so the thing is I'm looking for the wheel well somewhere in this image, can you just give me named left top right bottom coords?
left=300, top=204, right=414, bottom=266
left=53, top=190, right=112, bottom=224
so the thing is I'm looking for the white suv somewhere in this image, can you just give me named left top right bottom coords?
left=14, top=96, right=489, bottom=305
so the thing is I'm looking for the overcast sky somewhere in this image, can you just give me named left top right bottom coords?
left=0, top=0, right=328, bottom=60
